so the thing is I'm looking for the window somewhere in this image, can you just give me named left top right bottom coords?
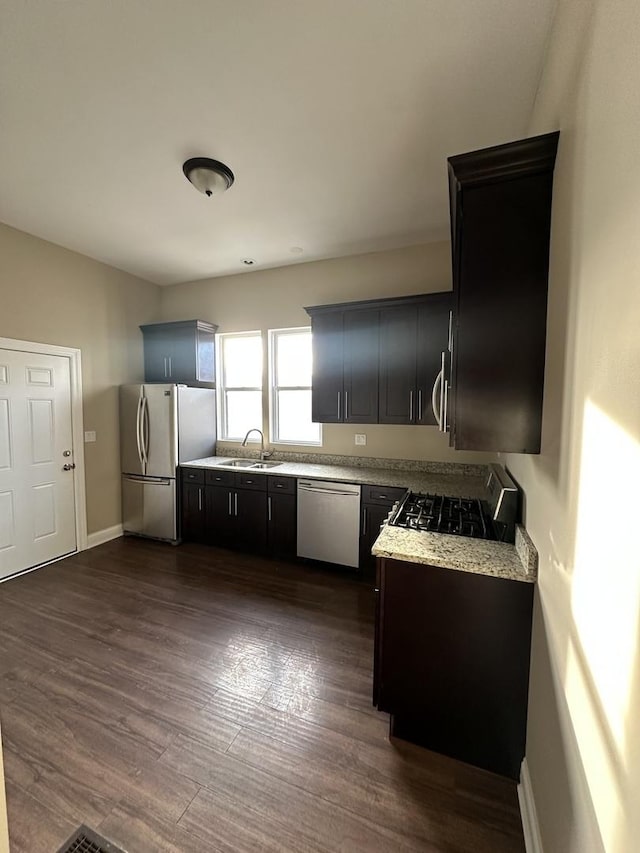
left=218, top=331, right=263, bottom=440
left=269, top=327, right=321, bottom=445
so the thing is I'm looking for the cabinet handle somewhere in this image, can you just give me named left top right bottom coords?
left=409, top=390, right=414, bottom=422
left=443, top=379, right=450, bottom=433
left=234, top=492, right=238, bottom=516
left=337, top=391, right=341, bottom=421
left=245, top=479, right=254, bottom=484
left=268, top=496, right=272, bottom=522
left=374, top=587, right=380, bottom=594
left=418, top=389, right=423, bottom=421
left=362, top=507, right=368, bottom=535
left=345, top=390, right=349, bottom=421
left=228, top=491, right=232, bottom=516
left=163, top=356, right=168, bottom=378
left=198, top=488, right=202, bottom=512
left=167, top=356, right=172, bottom=378
left=276, top=483, right=283, bottom=489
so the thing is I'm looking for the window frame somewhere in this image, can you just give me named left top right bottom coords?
left=268, top=326, right=322, bottom=446
left=216, top=330, right=263, bottom=442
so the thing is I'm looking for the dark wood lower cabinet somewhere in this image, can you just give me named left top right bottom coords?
left=180, top=481, right=207, bottom=542
left=359, top=484, right=406, bottom=574
left=267, top=492, right=296, bottom=555
left=374, top=556, right=534, bottom=780
left=181, top=469, right=295, bottom=556
left=205, top=485, right=267, bottom=550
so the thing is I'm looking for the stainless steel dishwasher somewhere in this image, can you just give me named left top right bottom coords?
left=297, top=479, right=362, bottom=568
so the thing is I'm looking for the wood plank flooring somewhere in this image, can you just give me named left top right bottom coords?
left=0, top=538, right=526, bottom=852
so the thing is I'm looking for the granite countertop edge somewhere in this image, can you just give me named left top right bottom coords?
left=371, top=522, right=537, bottom=584
left=182, top=455, right=487, bottom=498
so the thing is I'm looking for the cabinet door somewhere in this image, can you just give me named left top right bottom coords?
left=311, top=311, right=344, bottom=423
left=378, top=558, right=533, bottom=779
left=416, top=294, right=453, bottom=425
left=195, top=324, right=216, bottom=384
left=378, top=305, right=418, bottom=424
left=236, top=489, right=268, bottom=550
left=343, top=309, right=379, bottom=424
left=181, top=481, right=206, bottom=542
left=268, top=492, right=296, bottom=555
left=359, top=502, right=392, bottom=574
left=143, top=327, right=171, bottom=382
left=205, top=485, right=235, bottom=544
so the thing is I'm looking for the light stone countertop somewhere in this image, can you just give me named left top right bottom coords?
left=182, top=455, right=487, bottom=499
left=182, top=454, right=537, bottom=583
left=372, top=523, right=537, bottom=583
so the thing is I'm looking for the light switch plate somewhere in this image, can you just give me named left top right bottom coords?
left=84, top=431, right=97, bottom=443
left=355, top=433, right=367, bottom=446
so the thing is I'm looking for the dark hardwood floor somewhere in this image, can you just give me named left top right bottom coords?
left=0, top=538, right=526, bottom=852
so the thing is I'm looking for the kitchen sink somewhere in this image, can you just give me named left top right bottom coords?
left=217, top=459, right=282, bottom=469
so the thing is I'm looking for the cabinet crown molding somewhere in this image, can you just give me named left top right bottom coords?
left=448, top=130, right=560, bottom=188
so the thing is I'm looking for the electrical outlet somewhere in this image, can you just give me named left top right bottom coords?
left=355, top=433, right=367, bottom=446
left=84, top=431, right=96, bottom=443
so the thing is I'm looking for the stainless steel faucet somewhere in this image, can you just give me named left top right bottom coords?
left=241, top=428, right=272, bottom=460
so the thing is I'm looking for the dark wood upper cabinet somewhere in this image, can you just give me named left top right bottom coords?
left=447, top=132, right=559, bottom=452
left=140, top=320, right=218, bottom=387
left=307, top=293, right=451, bottom=426
left=378, top=305, right=417, bottom=424
left=308, top=306, right=378, bottom=424
left=310, top=311, right=344, bottom=423
left=342, top=309, right=379, bottom=424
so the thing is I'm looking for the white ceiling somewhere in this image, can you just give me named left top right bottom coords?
left=0, top=0, right=556, bottom=285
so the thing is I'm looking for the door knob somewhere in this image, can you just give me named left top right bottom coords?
left=63, top=463, right=76, bottom=471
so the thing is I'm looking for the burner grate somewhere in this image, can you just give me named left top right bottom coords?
left=57, top=826, right=126, bottom=853
left=389, top=492, right=491, bottom=539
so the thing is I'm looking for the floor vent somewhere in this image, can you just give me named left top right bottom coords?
left=57, top=825, right=126, bottom=853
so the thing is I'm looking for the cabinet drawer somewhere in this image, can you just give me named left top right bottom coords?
left=362, top=485, right=406, bottom=506
left=237, top=472, right=268, bottom=491
left=181, top=468, right=205, bottom=485
left=205, top=469, right=235, bottom=487
left=267, top=475, right=295, bottom=494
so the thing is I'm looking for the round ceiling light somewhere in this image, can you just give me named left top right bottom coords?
left=182, top=157, right=235, bottom=197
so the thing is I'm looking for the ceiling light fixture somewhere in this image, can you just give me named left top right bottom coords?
left=182, top=157, right=235, bottom=197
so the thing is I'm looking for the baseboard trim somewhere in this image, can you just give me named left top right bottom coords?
left=518, top=758, right=543, bottom=853
left=86, top=524, right=124, bottom=550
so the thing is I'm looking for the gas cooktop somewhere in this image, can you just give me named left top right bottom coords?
left=387, top=465, right=520, bottom=543
left=389, top=492, right=492, bottom=539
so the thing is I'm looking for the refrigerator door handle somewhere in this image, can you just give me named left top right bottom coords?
left=123, top=474, right=171, bottom=485
left=141, top=395, right=150, bottom=472
left=135, top=394, right=144, bottom=469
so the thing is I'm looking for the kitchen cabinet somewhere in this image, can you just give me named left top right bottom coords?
left=267, top=475, right=297, bottom=555
left=446, top=132, right=559, bottom=452
left=140, top=320, right=217, bottom=387
left=204, top=471, right=267, bottom=551
left=180, top=468, right=294, bottom=554
left=306, top=293, right=450, bottom=426
left=359, top=484, right=406, bottom=573
left=378, top=294, right=451, bottom=425
left=374, top=556, right=534, bottom=779
left=180, top=469, right=206, bottom=542
left=308, top=308, right=378, bottom=424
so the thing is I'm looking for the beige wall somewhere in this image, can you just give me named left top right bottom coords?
left=0, top=223, right=161, bottom=534
left=504, top=0, right=640, bottom=850
left=160, top=242, right=496, bottom=465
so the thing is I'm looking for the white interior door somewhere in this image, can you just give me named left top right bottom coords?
left=0, top=350, right=77, bottom=580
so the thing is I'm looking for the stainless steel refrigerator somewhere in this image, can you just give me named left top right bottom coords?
left=119, top=384, right=216, bottom=542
